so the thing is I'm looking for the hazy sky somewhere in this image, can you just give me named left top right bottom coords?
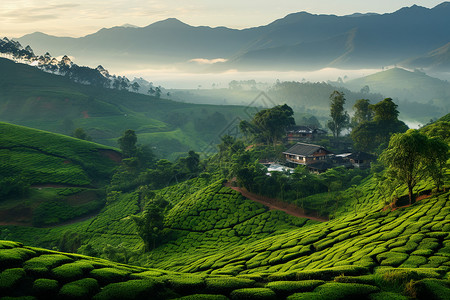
left=1, top=0, right=446, bottom=38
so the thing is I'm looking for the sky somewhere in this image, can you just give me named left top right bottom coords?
left=0, top=0, right=446, bottom=38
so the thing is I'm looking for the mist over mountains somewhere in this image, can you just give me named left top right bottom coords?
left=16, top=2, right=450, bottom=73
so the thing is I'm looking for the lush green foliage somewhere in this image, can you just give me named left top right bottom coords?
left=0, top=121, right=119, bottom=188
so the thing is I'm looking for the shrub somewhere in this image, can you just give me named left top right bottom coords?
left=266, top=280, right=324, bottom=297
left=176, top=294, right=229, bottom=300
left=166, top=275, right=205, bottom=295
left=0, top=268, right=26, bottom=292
left=59, top=278, right=99, bottom=299
left=0, top=248, right=36, bottom=268
left=295, top=266, right=369, bottom=281
left=51, top=261, right=94, bottom=281
left=89, top=268, right=130, bottom=285
left=313, top=282, right=379, bottom=299
left=32, top=278, right=59, bottom=296
left=23, top=254, right=73, bottom=272
left=204, top=277, right=256, bottom=295
left=412, top=278, right=450, bottom=300
left=230, top=288, right=277, bottom=300
left=369, top=292, right=408, bottom=300
left=92, top=279, right=163, bottom=300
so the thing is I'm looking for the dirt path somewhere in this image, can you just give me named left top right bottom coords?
left=225, top=182, right=328, bottom=222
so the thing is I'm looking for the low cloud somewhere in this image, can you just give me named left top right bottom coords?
left=189, top=58, right=228, bottom=65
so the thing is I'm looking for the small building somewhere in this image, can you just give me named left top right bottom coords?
left=286, top=126, right=327, bottom=142
left=347, top=151, right=376, bottom=169
left=283, top=142, right=333, bottom=167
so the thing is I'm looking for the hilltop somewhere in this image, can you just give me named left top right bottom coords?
left=343, top=67, right=450, bottom=122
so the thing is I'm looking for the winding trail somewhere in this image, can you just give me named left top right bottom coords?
left=224, top=182, right=328, bottom=222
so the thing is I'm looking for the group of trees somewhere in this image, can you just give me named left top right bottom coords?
left=239, top=104, right=295, bottom=146
left=325, top=91, right=408, bottom=154
left=351, top=98, right=408, bottom=153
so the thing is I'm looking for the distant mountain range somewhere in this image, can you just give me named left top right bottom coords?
left=15, top=2, right=450, bottom=73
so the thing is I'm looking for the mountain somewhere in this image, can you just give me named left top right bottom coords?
left=16, top=2, right=450, bottom=72
left=345, top=67, right=450, bottom=105
left=402, top=42, right=450, bottom=71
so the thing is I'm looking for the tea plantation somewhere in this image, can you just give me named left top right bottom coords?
left=1, top=179, right=449, bottom=298
left=0, top=122, right=120, bottom=186
left=0, top=122, right=121, bottom=226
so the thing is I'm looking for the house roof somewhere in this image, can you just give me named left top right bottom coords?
left=283, top=142, right=331, bottom=157
left=287, top=125, right=314, bottom=134
left=348, top=151, right=376, bottom=161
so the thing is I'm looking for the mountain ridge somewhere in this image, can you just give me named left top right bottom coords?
left=15, top=2, right=450, bottom=72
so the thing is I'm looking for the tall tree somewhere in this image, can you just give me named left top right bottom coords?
left=352, top=99, right=373, bottom=126
left=351, top=98, right=408, bottom=153
left=245, top=104, right=295, bottom=145
left=327, top=91, right=350, bottom=138
left=371, top=98, right=399, bottom=121
left=118, top=129, right=137, bottom=158
left=425, top=137, right=449, bottom=192
left=380, top=129, right=429, bottom=205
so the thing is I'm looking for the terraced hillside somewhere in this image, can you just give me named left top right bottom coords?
left=0, top=122, right=120, bottom=226
left=0, top=122, right=119, bottom=186
left=1, top=192, right=449, bottom=299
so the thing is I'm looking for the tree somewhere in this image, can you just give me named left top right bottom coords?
left=155, top=86, right=162, bottom=98
left=371, top=98, right=399, bottom=121
left=245, top=104, right=295, bottom=146
left=425, top=137, right=449, bottom=192
left=351, top=98, right=408, bottom=153
left=118, top=129, right=137, bottom=158
left=352, top=99, right=373, bottom=126
left=132, top=198, right=166, bottom=250
left=73, top=128, right=91, bottom=141
left=131, top=82, right=140, bottom=92
left=380, top=129, right=430, bottom=205
left=327, top=91, right=350, bottom=138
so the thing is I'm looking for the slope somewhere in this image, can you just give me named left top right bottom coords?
left=0, top=121, right=120, bottom=186
left=0, top=58, right=249, bottom=158
left=1, top=192, right=449, bottom=299
left=0, top=121, right=121, bottom=226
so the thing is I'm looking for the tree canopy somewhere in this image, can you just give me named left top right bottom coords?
left=327, top=91, right=350, bottom=138
left=352, top=99, right=373, bottom=126
left=380, top=129, right=449, bottom=204
left=351, top=98, right=408, bottom=153
left=240, top=104, right=295, bottom=145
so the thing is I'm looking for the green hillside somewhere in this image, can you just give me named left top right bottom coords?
left=1, top=190, right=449, bottom=298
left=0, top=122, right=120, bottom=226
left=0, top=58, right=249, bottom=158
left=0, top=122, right=119, bottom=185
